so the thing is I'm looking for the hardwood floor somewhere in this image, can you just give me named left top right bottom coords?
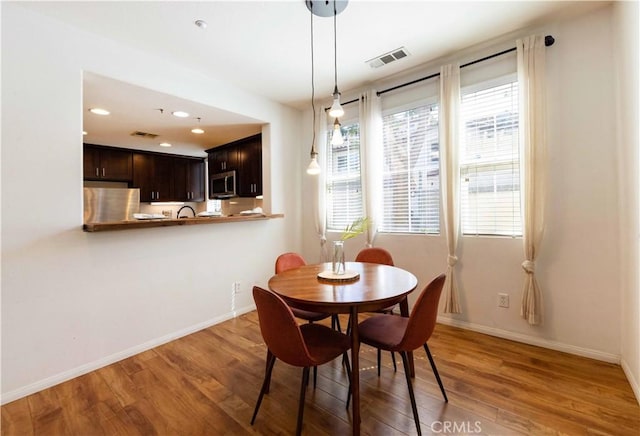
left=2, top=312, right=639, bottom=435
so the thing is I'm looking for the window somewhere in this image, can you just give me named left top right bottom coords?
left=326, top=123, right=363, bottom=230
left=460, top=80, right=521, bottom=236
left=381, top=103, right=440, bottom=234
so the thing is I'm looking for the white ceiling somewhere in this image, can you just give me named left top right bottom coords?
left=83, top=72, right=263, bottom=157
left=19, top=1, right=607, bottom=156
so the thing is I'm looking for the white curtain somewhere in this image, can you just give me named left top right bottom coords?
left=359, top=90, right=383, bottom=247
left=312, top=106, right=329, bottom=262
left=440, top=64, right=462, bottom=314
left=517, top=35, right=547, bottom=325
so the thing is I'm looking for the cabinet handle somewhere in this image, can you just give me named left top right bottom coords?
left=102, top=168, right=106, bottom=177
left=156, top=191, right=160, bottom=200
left=151, top=192, right=155, bottom=200
left=95, top=168, right=99, bottom=177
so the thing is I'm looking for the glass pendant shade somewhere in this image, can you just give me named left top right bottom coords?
left=331, top=118, right=344, bottom=145
left=307, top=154, right=321, bottom=175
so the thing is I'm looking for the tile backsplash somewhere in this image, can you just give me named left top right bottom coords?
left=138, top=197, right=263, bottom=218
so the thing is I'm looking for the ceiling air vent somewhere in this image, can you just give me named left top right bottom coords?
left=130, top=131, right=159, bottom=139
left=366, top=47, right=410, bottom=69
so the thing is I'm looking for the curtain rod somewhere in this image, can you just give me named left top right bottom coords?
left=333, top=35, right=555, bottom=107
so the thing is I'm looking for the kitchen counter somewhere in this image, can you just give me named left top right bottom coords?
left=83, top=213, right=284, bottom=232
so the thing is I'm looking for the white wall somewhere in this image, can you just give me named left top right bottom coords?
left=302, top=5, right=629, bottom=363
left=1, top=3, right=302, bottom=402
left=613, top=0, right=640, bottom=403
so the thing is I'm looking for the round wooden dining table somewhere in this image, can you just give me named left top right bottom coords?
left=268, top=261, right=418, bottom=435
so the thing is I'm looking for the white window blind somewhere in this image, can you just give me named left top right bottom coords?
left=326, top=123, right=363, bottom=230
left=381, top=103, right=440, bottom=234
left=460, top=80, right=521, bottom=236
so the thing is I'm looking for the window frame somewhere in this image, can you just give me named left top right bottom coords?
left=325, top=116, right=364, bottom=233
left=459, top=73, right=522, bottom=238
left=379, top=96, right=441, bottom=235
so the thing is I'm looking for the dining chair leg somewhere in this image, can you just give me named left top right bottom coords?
left=251, top=351, right=277, bottom=425
left=423, top=343, right=448, bottom=402
left=401, top=351, right=422, bottom=436
left=264, top=350, right=275, bottom=394
left=332, top=314, right=342, bottom=333
left=344, top=351, right=352, bottom=410
left=376, top=349, right=397, bottom=375
left=296, top=367, right=310, bottom=436
left=313, top=365, right=318, bottom=389
left=342, top=315, right=352, bottom=370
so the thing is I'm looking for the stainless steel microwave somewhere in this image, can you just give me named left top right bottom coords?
left=210, top=170, right=237, bottom=199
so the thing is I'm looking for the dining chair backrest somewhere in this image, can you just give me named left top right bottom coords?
left=399, top=274, right=446, bottom=351
left=253, top=286, right=313, bottom=367
left=275, top=252, right=306, bottom=274
left=355, top=247, right=394, bottom=266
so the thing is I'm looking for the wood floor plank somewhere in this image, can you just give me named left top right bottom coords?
left=2, top=312, right=638, bottom=435
left=1, top=397, right=34, bottom=436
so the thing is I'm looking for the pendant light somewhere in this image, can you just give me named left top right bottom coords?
left=306, top=4, right=320, bottom=175
left=331, top=117, right=344, bottom=146
left=327, top=1, right=344, bottom=119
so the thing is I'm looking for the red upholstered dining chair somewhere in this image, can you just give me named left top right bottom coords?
left=274, top=252, right=342, bottom=387
left=251, top=286, right=351, bottom=436
left=275, top=252, right=342, bottom=330
left=354, top=247, right=398, bottom=374
left=357, top=274, right=448, bottom=435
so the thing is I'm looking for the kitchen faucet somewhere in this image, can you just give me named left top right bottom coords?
left=177, top=205, right=196, bottom=218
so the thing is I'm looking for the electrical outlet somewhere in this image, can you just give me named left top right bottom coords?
left=233, top=282, right=241, bottom=293
left=498, top=293, right=509, bottom=308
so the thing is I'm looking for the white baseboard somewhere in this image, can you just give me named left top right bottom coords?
left=436, top=316, right=620, bottom=364
left=1, top=304, right=256, bottom=405
left=621, top=358, right=640, bottom=405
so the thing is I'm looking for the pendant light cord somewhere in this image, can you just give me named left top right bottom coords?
left=310, top=8, right=317, bottom=155
left=333, top=1, right=338, bottom=94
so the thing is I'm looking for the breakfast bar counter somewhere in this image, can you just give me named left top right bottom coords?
left=83, top=213, right=284, bottom=232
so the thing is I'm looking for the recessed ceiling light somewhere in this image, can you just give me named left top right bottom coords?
left=159, top=142, right=172, bottom=147
left=89, top=108, right=110, bottom=115
left=172, top=111, right=189, bottom=118
left=191, top=128, right=205, bottom=134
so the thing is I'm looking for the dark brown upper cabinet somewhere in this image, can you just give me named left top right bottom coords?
left=173, top=157, right=205, bottom=202
left=207, top=146, right=238, bottom=175
left=206, top=133, right=262, bottom=198
left=132, top=153, right=174, bottom=202
left=132, top=152, right=205, bottom=203
left=83, top=144, right=133, bottom=182
left=237, top=134, right=262, bottom=197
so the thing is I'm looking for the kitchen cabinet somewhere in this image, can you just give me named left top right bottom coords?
left=173, top=157, right=205, bottom=202
left=83, top=144, right=132, bottom=182
left=207, top=146, right=238, bottom=174
left=206, top=133, right=262, bottom=199
left=237, top=134, right=262, bottom=196
left=132, top=153, right=174, bottom=202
